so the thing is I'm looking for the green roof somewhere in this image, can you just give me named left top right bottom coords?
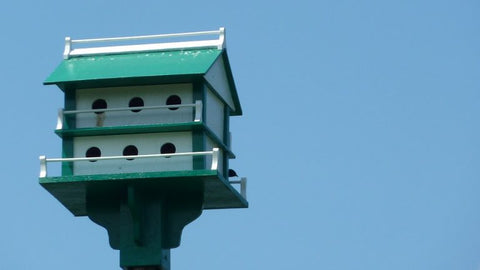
left=44, top=47, right=242, bottom=115
left=44, top=49, right=223, bottom=87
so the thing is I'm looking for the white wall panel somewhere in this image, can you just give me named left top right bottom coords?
left=204, top=57, right=235, bottom=110
left=205, top=88, right=224, bottom=142
left=73, top=132, right=192, bottom=175
left=75, top=84, right=193, bottom=128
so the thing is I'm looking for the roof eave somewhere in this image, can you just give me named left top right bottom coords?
left=221, top=50, right=243, bottom=116
left=44, top=73, right=206, bottom=91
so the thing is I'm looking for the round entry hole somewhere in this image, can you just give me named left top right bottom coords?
left=160, top=143, right=176, bottom=158
left=86, top=147, right=101, bottom=162
left=92, top=99, right=107, bottom=114
left=166, top=95, right=181, bottom=110
left=123, top=145, right=138, bottom=160
left=129, top=97, right=144, bottom=113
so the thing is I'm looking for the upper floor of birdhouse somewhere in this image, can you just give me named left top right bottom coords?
left=44, top=28, right=241, bottom=141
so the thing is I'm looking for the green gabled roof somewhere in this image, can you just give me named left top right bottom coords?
left=44, top=48, right=242, bottom=115
left=45, top=49, right=222, bottom=86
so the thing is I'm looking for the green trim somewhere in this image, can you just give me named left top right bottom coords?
left=61, top=138, right=74, bottom=176
left=55, top=121, right=234, bottom=158
left=192, top=128, right=206, bottom=169
left=41, top=169, right=218, bottom=184
left=192, top=81, right=206, bottom=169
left=45, top=49, right=222, bottom=86
left=62, top=88, right=75, bottom=176
left=40, top=169, right=247, bottom=216
left=221, top=50, right=243, bottom=116
left=52, top=74, right=201, bottom=91
left=222, top=105, right=231, bottom=176
left=64, top=88, right=76, bottom=129
left=55, top=122, right=204, bottom=138
left=223, top=105, right=231, bottom=149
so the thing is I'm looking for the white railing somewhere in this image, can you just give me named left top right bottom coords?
left=63, top=28, right=226, bottom=59
left=229, top=177, right=247, bottom=200
left=39, top=148, right=219, bottom=178
left=56, top=100, right=203, bottom=130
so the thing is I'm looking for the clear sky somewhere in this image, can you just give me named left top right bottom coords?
left=1, top=0, right=479, bottom=269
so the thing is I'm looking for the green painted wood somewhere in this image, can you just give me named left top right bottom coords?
left=61, top=88, right=76, bottom=175
left=40, top=169, right=248, bottom=217
left=220, top=51, right=243, bottom=116
left=223, top=105, right=231, bottom=177
left=192, top=81, right=206, bottom=170
left=55, top=122, right=204, bottom=138
left=42, top=169, right=218, bottom=183
left=64, top=88, right=76, bottom=129
left=87, top=182, right=203, bottom=268
left=61, top=138, right=74, bottom=176
left=54, top=121, right=235, bottom=158
left=45, top=49, right=242, bottom=116
left=45, top=49, right=222, bottom=86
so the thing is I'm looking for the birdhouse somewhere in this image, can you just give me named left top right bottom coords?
left=39, top=28, right=247, bottom=270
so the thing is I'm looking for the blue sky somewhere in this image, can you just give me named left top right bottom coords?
left=1, top=0, right=479, bottom=269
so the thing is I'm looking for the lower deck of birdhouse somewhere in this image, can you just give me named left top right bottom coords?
left=40, top=169, right=247, bottom=216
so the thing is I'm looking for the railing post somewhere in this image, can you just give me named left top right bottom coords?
left=218, top=27, right=226, bottom=49
left=240, top=177, right=247, bottom=200
left=63, top=37, right=72, bottom=59
left=211, top=148, right=219, bottom=170
left=194, top=100, right=203, bottom=122
left=39, top=156, right=47, bottom=178
left=56, top=109, right=64, bottom=130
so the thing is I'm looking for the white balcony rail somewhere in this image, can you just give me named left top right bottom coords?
left=56, top=100, right=202, bottom=130
left=39, top=148, right=219, bottom=178
left=64, top=28, right=226, bottom=59
left=229, top=177, right=247, bottom=200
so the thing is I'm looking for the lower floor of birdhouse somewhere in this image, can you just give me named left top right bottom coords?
left=39, top=169, right=248, bottom=216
